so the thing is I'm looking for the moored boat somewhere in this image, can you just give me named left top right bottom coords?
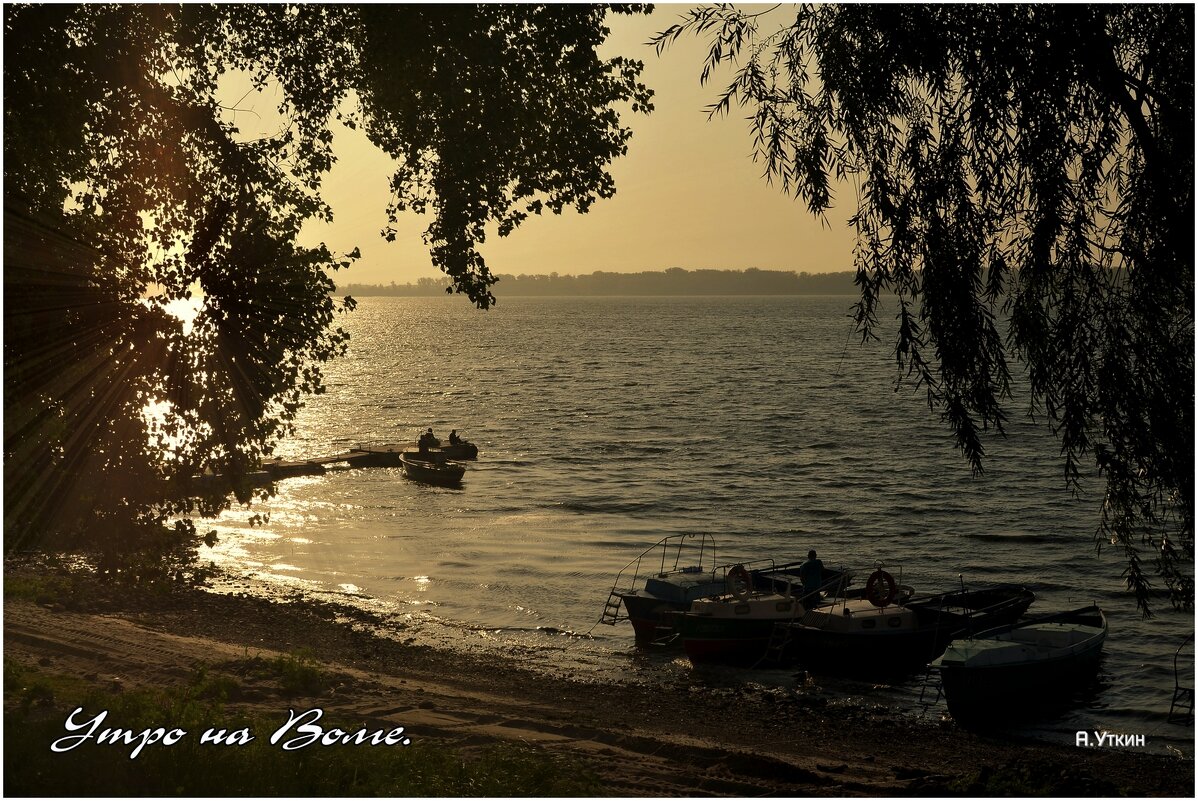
left=672, top=590, right=807, bottom=665
left=599, top=534, right=836, bottom=641
left=439, top=441, right=479, bottom=460
left=672, top=570, right=881, bottom=665
left=399, top=451, right=466, bottom=485
left=932, top=604, right=1107, bottom=724
left=780, top=582, right=1035, bottom=675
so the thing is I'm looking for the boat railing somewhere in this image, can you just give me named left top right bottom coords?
left=967, top=604, right=1103, bottom=642
left=606, top=532, right=718, bottom=595
left=802, top=570, right=857, bottom=625
left=599, top=532, right=718, bottom=627
left=716, top=557, right=777, bottom=580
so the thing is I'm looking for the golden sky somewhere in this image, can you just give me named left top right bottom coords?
left=289, top=5, right=856, bottom=286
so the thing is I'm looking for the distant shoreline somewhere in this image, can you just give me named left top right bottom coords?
left=337, top=291, right=863, bottom=298
left=337, top=268, right=859, bottom=297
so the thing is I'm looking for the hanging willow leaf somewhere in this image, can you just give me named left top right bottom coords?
left=656, top=3, right=1193, bottom=614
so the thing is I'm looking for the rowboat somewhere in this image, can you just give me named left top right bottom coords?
left=780, top=583, right=1035, bottom=675
left=399, top=451, right=466, bottom=485
left=932, top=605, right=1107, bottom=723
left=598, top=533, right=836, bottom=641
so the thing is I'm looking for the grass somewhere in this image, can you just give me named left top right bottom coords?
left=191, top=650, right=330, bottom=700
left=3, top=569, right=85, bottom=607
left=4, top=660, right=602, bottom=797
left=272, top=649, right=328, bottom=697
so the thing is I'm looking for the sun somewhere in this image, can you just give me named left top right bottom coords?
left=159, top=294, right=204, bottom=335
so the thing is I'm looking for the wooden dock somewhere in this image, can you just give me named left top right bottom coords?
left=184, top=443, right=477, bottom=495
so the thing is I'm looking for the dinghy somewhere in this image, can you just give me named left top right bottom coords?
left=932, top=604, right=1107, bottom=723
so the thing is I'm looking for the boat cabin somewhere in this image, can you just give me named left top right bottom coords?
left=798, top=598, right=919, bottom=633
left=642, top=569, right=726, bottom=603
left=686, top=593, right=799, bottom=619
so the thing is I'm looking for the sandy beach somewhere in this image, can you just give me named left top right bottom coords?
left=4, top=569, right=1192, bottom=797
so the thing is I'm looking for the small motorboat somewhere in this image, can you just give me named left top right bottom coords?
left=671, top=589, right=809, bottom=665
left=439, top=441, right=479, bottom=460
left=598, top=533, right=836, bottom=642
left=412, top=438, right=478, bottom=460
left=399, top=451, right=466, bottom=485
left=780, top=582, right=1035, bottom=675
left=932, top=605, right=1107, bottom=723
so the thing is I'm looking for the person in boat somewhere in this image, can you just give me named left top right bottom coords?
left=797, top=549, right=824, bottom=608
left=424, top=428, right=440, bottom=447
left=448, top=429, right=462, bottom=445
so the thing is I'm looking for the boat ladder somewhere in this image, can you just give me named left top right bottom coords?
left=761, top=619, right=795, bottom=666
left=917, top=667, right=943, bottom=711
left=1168, top=633, right=1194, bottom=724
left=599, top=590, right=625, bottom=626
left=758, top=586, right=808, bottom=666
left=758, top=572, right=851, bottom=667
left=915, top=582, right=963, bottom=714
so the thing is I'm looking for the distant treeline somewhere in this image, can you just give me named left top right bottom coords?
left=337, top=268, right=858, bottom=297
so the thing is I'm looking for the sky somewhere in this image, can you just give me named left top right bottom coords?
left=280, top=5, right=858, bottom=286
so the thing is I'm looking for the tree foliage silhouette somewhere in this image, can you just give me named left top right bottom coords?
left=656, top=3, right=1193, bottom=612
left=3, top=4, right=652, bottom=569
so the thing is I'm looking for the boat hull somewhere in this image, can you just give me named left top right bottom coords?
left=786, top=625, right=947, bottom=674
left=673, top=596, right=803, bottom=665
left=618, top=593, right=692, bottom=640
left=940, top=646, right=1103, bottom=723
left=680, top=626, right=775, bottom=665
left=935, top=606, right=1107, bottom=724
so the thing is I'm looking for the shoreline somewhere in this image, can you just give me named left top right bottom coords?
left=4, top=567, right=1194, bottom=797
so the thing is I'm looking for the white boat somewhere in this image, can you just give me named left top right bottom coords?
left=932, top=604, right=1107, bottom=723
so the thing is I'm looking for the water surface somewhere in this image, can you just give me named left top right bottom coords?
left=203, top=295, right=1193, bottom=756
